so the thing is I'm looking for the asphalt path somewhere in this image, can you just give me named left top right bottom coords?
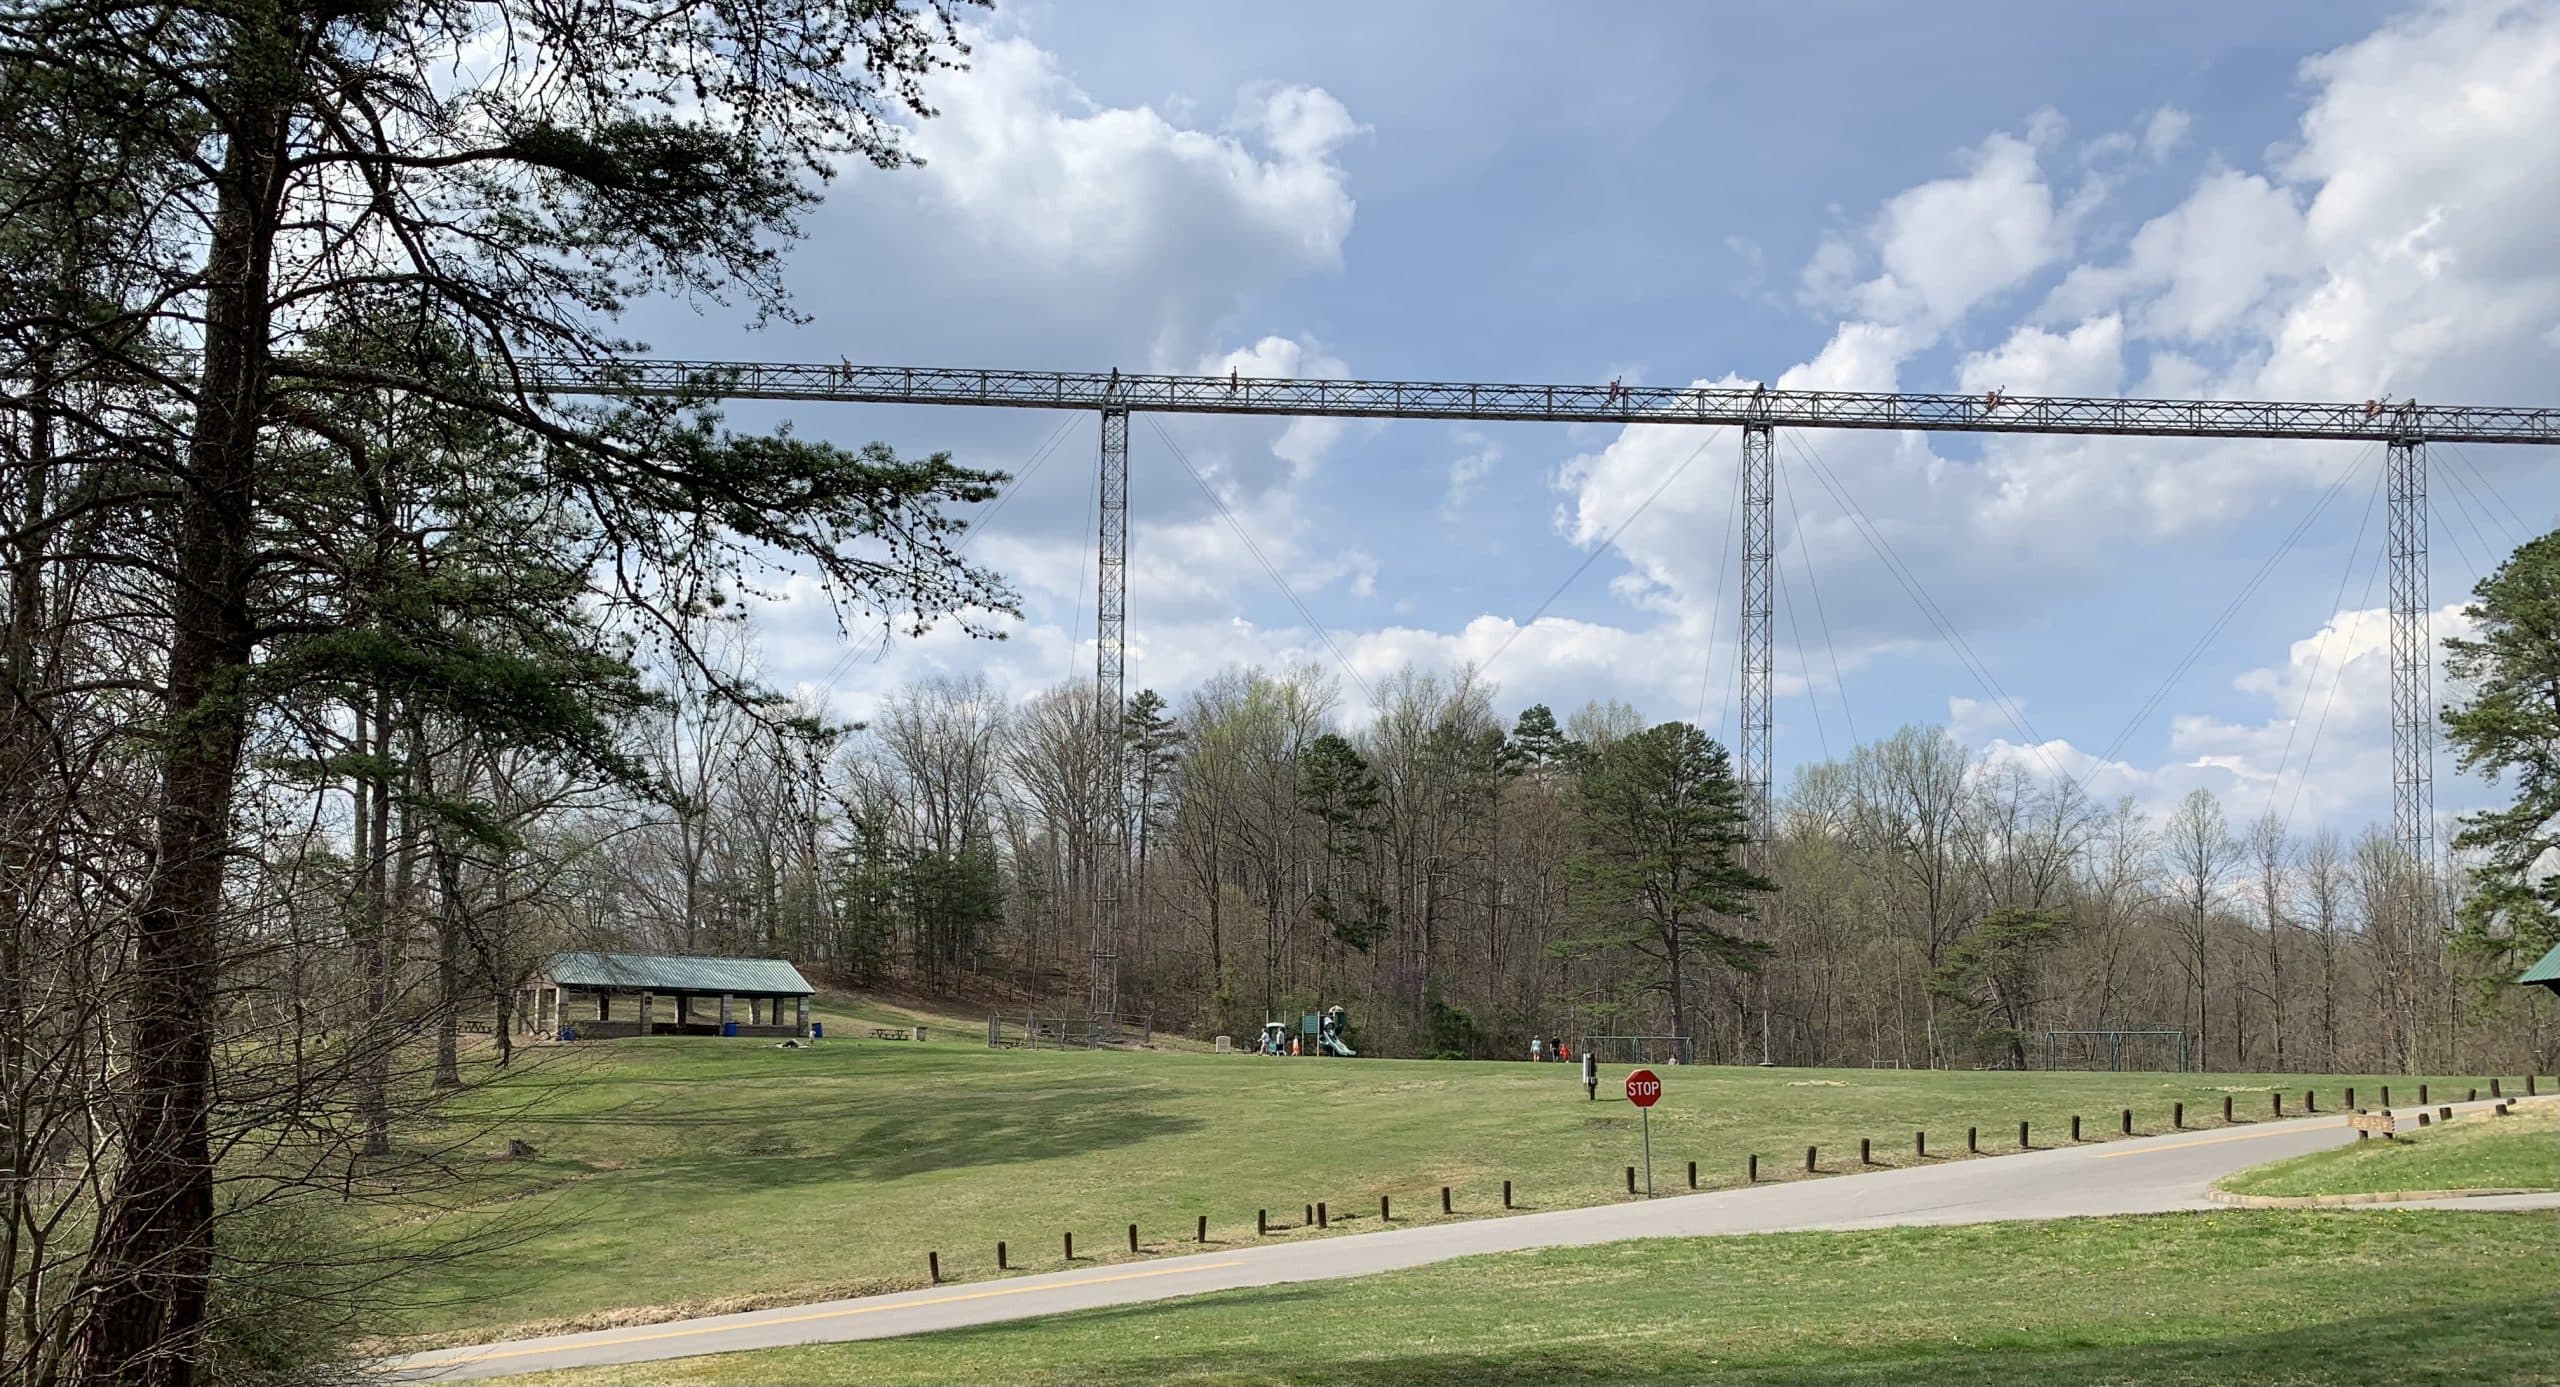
left=392, top=1094, right=2555, bottom=1381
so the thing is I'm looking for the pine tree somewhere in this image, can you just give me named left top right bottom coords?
left=2445, top=531, right=2560, bottom=974
left=0, top=6, right=1001, bottom=1379
left=1559, top=721, right=1773, bottom=1044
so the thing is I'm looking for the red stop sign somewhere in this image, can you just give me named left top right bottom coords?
left=1625, top=1068, right=1662, bottom=1107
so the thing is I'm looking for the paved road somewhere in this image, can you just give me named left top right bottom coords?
left=392, top=1096, right=2554, bottom=1381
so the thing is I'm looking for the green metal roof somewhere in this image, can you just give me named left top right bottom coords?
left=2518, top=939, right=2560, bottom=988
left=548, top=952, right=812, bottom=995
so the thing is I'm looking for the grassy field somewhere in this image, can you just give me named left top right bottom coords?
left=377, top=1010, right=2514, bottom=1348
left=2221, top=1102, right=2557, bottom=1197
left=487, top=1210, right=2556, bottom=1387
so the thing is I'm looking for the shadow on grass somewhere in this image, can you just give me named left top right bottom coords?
left=553, top=1091, right=1209, bottom=1198
left=864, top=1290, right=2552, bottom=1387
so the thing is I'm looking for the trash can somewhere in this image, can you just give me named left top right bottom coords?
left=721, top=1021, right=738, bottom=1037
left=558, top=1026, right=575, bottom=1042
left=915, top=1024, right=927, bottom=1044
left=810, top=1021, right=824, bottom=1039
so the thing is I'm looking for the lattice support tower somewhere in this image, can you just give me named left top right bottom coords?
left=1738, top=422, right=1775, bottom=854
left=502, top=356, right=2557, bottom=938
left=1089, top=405, right=1129, bottom=1027
left=2385, top=433, right=2433, bottom=872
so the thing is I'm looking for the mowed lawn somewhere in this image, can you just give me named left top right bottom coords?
left=2222, top=1101, right=2557, bottom=1197
left=488, top=1211, right=2556, bottom=1387
left=378, top=1006, right=2520, bottom=1346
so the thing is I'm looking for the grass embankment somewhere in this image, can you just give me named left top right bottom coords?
left=490, top=1211, right=2555, bottom=1387
left=2221, top=1101, right=2557, bottom=1198
left=381, top=1018, right=2506, bottom=1347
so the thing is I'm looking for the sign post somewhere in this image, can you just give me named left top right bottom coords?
left=1625, top=1068, right=1662, bottom=1197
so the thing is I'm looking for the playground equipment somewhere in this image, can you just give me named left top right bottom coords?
left=1315, top=1005, right=1356, bottom=1057
left=1252, top=1006, right=1354, bottom=1056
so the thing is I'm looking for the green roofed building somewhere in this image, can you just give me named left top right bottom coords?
left=520, top=951, right=815, bottom=1041
left=2519, top=940, right=2560, bottom=995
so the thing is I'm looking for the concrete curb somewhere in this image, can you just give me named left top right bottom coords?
left=2205, top=1185, right=2546, bottom=1208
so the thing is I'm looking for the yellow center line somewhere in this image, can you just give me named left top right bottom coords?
left=402, top=1259, right=1248, bottom=1369
left=2093, top=1118, right=2351, bottom=1159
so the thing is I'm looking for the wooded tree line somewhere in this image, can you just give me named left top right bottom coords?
left=592, top=657, right=2550, bottom=1077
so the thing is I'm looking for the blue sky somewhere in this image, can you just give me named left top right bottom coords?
left=624, top=0, right=2559, bottom=838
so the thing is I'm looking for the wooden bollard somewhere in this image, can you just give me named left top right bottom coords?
left=2440, top=1106, right=2453, bottom=1120
left=2304, top=1091, right=2316, bottom=1113
left=1805, top=1144, right=1818, bottom=1172
left=1688, top=1160, right=1698, bottom=1189
left=1197, top=1215, right=1208, bottom=1243
left=2530, top=1076, right=2539, bottom=1096
left=1063, top=1231, right=1074, bottom=1261
left=1916, top=1130, right=1927, bottom=1158
left=928, top=1251, right=941, bottom=1283
left=1747, top=1154, right=1759, bottom=1182
left=1502, top=1180, right=1513, bottom=1209
left=2272, top=1092, right=2283, bottom=1117
left=1304, top=1203, right=1314, bottom=1225
left=2018, top=1120, right=2030, bottom=1149
left=2070, top=1115, right=2082, bottom=1142
left=1128, top=1223, right=1139, bottom=1254
left=2418, top=1112, right=2431, bottom=1127
left=1316, top=1202, right=1327, bottom=1229
left=2419, top=1083, right=2429, bottom=1104
left=2346, top=1087, right=2355, bottom=1109
left=1967, top=1125, right=1979, bottom=1153
left=1257, top=1209, right=1268, bottom=1236
left=2468, top=1087, right=2479, bottom=1103
left=2222, top=1096, right=2233, bottom=1124
left=2492, top=1078, right=2502, bottom=1098
left=1860, top=1137, right=1872, bottom=1165
left=1381, top=1194, right=1391, bottom=1221
left=2381, top=1084, right=2391, bottom=1105
left=1441, top=1186, right=1452, bottom=1214
left=1626, top=1166, right=1637, bottom=1194
left=2121, top=1109, right=2132, bottom=1135
left=2496, top=1100, right=2511, bottom=1116
left=2173, top=1102, right=2184, bottom=1129
left=997, top=1240, right=1008, bottom=1270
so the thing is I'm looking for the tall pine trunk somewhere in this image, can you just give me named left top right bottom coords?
left=77, top=49, right=289, bottom=1382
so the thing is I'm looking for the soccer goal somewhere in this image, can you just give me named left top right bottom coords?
left=2041, top=1028, right=2190, bottom=1072
left=1578, top=1034, right=1695, bottom=1066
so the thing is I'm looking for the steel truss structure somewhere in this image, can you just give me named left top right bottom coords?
left=505, top=358, right=2558, bottom=445
left=2386, top=439, right=2434, bottom=869
left=1091, top=406, right=1128, bottom=1027
left=1738, top=422, right=1775, bottom=852
left=501, top=356, right=2559, bottom=1020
